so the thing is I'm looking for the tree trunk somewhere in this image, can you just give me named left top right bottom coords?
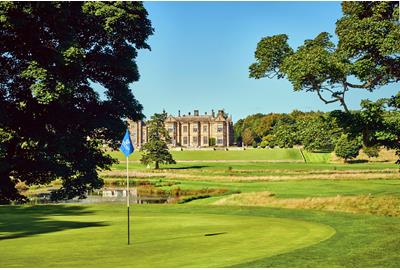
left=155, top=161, right=159, bottom=170
left=0, top=172, right=26, bottom=204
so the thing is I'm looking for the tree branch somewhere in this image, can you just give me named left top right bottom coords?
left=316, top=87, right=350, bottom=113
left=316, top=89, right=339, bottom=104
left=345, top=81, right=373, bottom=89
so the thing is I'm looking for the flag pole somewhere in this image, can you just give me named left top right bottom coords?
left=127, top=155, right=130, bottom=245
left=120, top=128, right=133, bottom=245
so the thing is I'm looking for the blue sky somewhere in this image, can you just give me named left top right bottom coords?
left=121, top=1, right=399, bottom=121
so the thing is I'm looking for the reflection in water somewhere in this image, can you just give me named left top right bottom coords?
left=27, top=188, right=171, bottom=205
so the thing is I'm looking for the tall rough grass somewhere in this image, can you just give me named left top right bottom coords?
left=214, top=191, right=400, bottom=217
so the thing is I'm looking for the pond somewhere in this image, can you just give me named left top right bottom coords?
left=26, top=188, right=172, bottom=205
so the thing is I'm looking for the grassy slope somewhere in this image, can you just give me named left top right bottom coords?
left=1, top=204, right=400, bottom=267
left=0, top=204, right=333, bottom=268
left=109, top=148, right=303, bottom=161
left=157, top=179, right=400, bottom=198
left=110, top=160, right=399, bottom=171
left=302, top=150, right=332, bottom=163
left=7, top=148, right=399, bottom=267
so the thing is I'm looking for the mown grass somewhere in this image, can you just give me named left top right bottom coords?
left=302, top=150, right=332, bottom=163
left=0, top=204, right=334, bottom=267
left=10, top=148, right=400, bottom=267
left=109, top=160, right=399, bottom=171
left=109, top=148, right=304, bottom=161
left=1, top=204, right=400, bottom=267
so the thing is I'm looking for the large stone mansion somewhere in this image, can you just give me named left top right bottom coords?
left=128, top=109, right=234, bottom=148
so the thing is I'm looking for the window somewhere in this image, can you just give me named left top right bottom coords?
left=217, top=124, right=223, bottom=133
left=193, top=136, right=198, bottom=144
left=183, top=126, right=188, bottom=133
left=203, top=125, right=207, bottom=132
left=183, top=137, right=188, bottom=144
left=203, top=136, right=208, bottom=144
left=168, top=125, right=174, bottom=133
left=193, top=127, right=198, bottom=133
left=217, top=137, right=223, bottom=145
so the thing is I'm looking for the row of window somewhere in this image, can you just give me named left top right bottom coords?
left=170, top=124, right=224, bottom=133
left=181, top=136, right=224, bottom=145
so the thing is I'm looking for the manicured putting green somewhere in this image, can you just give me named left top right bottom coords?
left=0, top=204, right=334, bottom=267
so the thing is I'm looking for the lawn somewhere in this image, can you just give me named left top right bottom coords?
left=152, top=179, right=400, bottom=198
left=1, top=203, right=400, bottom=267
left=110, top=160, right=399, bottom=171
left=109, top=148, right=304, bottom=161
left=4, top=148, right=400, bottom=267
left=0, top=204, right=334, bottom=267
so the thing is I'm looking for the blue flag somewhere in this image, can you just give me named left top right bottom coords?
left=120, top=129, right=134, bottom=157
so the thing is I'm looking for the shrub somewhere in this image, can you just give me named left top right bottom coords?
left=363, top=145, right=380, bottom=158
left=335, top=134, right=362, bottom=162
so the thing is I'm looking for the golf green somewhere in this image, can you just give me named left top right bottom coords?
left=0, top=204, right=335, bottom=267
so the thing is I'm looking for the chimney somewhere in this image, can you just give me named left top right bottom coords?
left=178, top=110, right=181, bottom=117
left=194, top=110, right=199, bottom=116
left=211, top=109, right=215, bottom=117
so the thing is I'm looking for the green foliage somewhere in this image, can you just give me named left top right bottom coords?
left=236, top=111, right=343, bottom=152
left=297, top=114, right=341, bottom=152
left=363, top=145, right=380, bottom=158
left=0, top=2, right=153, bottom=203
left=140, top=113, right=176, bottom=169
left=260, top=135, right=273, bottom=148
left=331, top=95, right=400, bottom=163
left=242, top=128, right=255, bottom=146
left=250, top=2, right=400, bottom=112
left=335, top=134, right=362, bottom=162
left=233, top=113, right=289, bottom=145
left=249, top=34, right=293, bottom=79
left=270, top=122, right=298, bottom=148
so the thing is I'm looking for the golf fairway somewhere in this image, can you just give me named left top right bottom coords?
left=0, top=204, right=335, bottom=267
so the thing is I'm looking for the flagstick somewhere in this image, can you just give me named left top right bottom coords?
left=127, top=156, right=130, bottom=245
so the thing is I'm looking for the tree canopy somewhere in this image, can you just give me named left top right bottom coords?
left=140, top=112, right=176, bottom=169
left=249, top=1, right=399, bottom=113
left=0, top=2, right=153, bottom=204
left=334, top=134, right=362, bottom=162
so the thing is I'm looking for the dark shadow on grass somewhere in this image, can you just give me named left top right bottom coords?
left=347, top=159, right=369, bottom=164
left=134, top=232, right=228, bottom=245
left=204, top=232, right=227, bottom=236
left=0, top=205, right=108, bottom=241
left=168, top=165, right=210, bottom=170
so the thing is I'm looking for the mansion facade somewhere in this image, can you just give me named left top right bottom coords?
left=128, top=109, right=234, bottom=148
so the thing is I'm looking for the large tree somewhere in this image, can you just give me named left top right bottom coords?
left=0, top=2, right=153, bottom=204
left=140, top=112, right=176, bottom=170
left=334, top=134, right=362, bottom=162
left=249, top=2, right=399, bottom=113
left=296, top=114, right=341, bottom=152
left=331, top=93, right=400, bottom=163
left=242, top=128, right=255, bottom=147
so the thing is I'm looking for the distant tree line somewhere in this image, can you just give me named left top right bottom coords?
left=234, top=103, right=400, bottom=162
left=234, top=110, right=339, bottom=151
